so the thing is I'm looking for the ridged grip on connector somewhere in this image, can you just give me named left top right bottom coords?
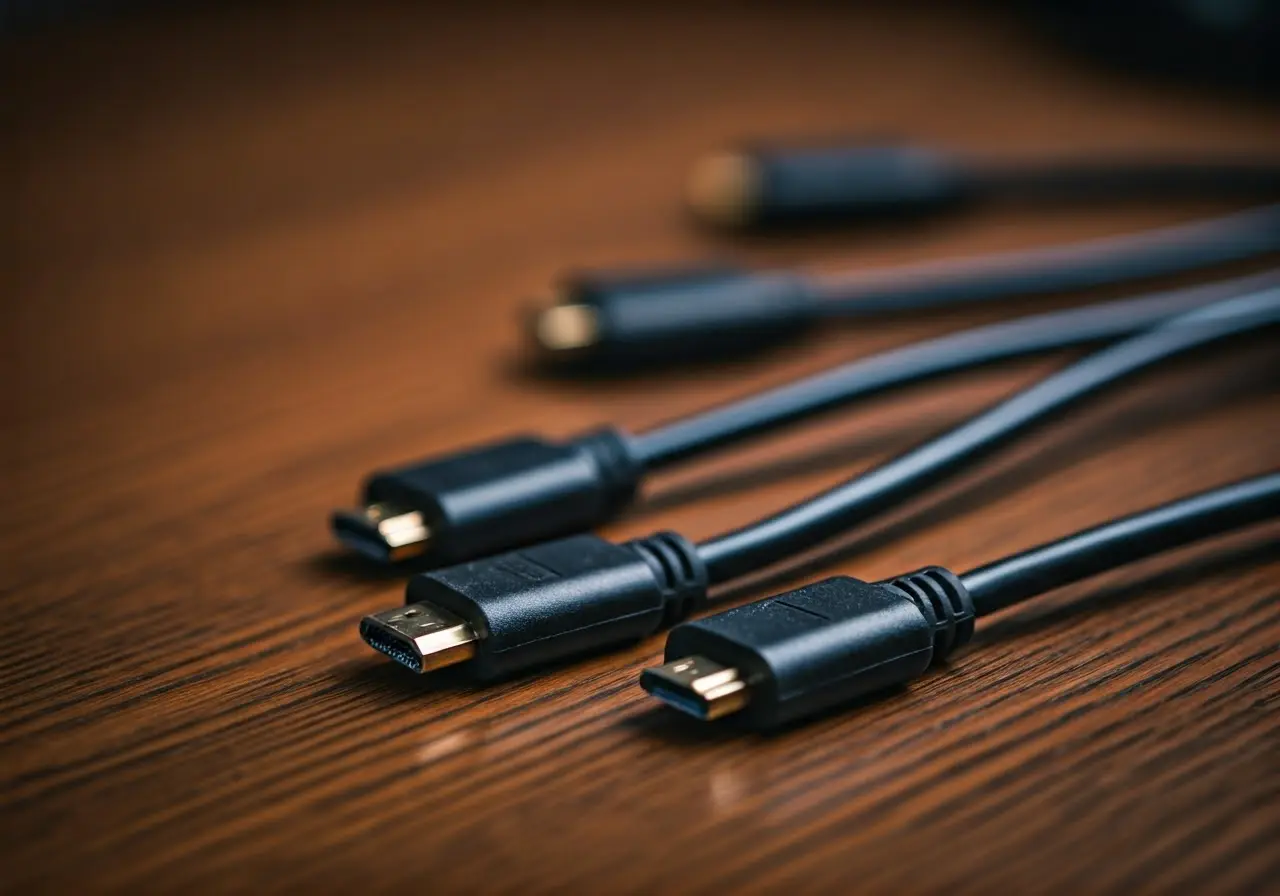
left=568, top=428, right=643, bottom=504
left=882, top=566, right=975, bottom=662
left=626, top=531, right=709, bottom=626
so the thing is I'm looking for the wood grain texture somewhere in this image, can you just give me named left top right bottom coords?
left=2, top=3, right=1279, bottom=892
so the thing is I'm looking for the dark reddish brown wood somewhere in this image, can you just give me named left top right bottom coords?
left=2, top=4, right=1278, bottom=892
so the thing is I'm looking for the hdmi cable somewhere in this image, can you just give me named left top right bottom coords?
left=685, top=141, right=1280, bottom=229
left=335, top=271, right=1275, bottom=567
left=642, top=472, right=1279, bottom=728
left=527, top=204, right=1280, bottom=371
left=358, top=287, right=1280, bottom=681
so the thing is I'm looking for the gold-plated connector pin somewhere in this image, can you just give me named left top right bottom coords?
left=532, top=302, right=599, bottom=352
left=332, top=502, right=431, bottom=563
left=359, top=603, right=478, bottom=673
left=640, top=655, right=750, bottom=720
left=685, top=151, right=761, bottom=228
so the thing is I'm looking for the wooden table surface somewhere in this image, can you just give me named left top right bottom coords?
left=4, top=4, right=1279, bottom=892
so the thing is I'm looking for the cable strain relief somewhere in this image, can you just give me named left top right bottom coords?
left=882, top=566, right=974, bottom=662
left=626, top=531, right=710, bottom=627
left=570, top=426, right=643, bottom=507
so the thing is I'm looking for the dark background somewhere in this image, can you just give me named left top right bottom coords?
left=3, top=2, right=1279, bottom=891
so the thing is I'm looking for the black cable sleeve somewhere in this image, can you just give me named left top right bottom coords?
left=971, top=160, right=1280, bottom=203
left=698, top=143, right=1280, bottom=230
left=961, top=472, right=1280, bottom=617
left=810, top=204, right=1280, bottom=315
left=629, top=270, right=1279, bottom=467
left=694, top=287, right=1280, bottom=583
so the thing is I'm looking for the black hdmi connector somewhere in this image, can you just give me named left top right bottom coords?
left=359, top=289, right=1280, bottom=681
left=643, top=473, right=1280, bottom=728
left=527, top=206, right=1280, bottom=371
left=685, top=141, right=1280, bottom=229
left=335, top=272, right=1276, bottom=567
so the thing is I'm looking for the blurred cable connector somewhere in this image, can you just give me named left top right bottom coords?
left=684, top=151, right=763, bottom=228
left=335, top=273, right=1278, bottom=569
left=529, top=207, right=1280, bottom=374
left=333, top=502, right=432, bottom=563
left=686, top=140, right=1280, bottom=230
left=532, top=302, right=600, bottom=352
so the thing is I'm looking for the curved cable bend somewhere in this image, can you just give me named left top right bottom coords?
left=695, top=287, right=1280, bottom=583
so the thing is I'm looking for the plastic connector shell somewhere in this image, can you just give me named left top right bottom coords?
left=406, top=532, right=708, bottom=679
left=359, top=428, right=639, bottom=566
left=735, top=142, right=970, bottom=228
left=656, top=567, right=973, bottom=728
left=538, top=267, right=818, bottom=371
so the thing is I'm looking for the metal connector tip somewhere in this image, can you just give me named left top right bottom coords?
left=686, top=151, right=761, bottom=227
left=532, top=302, right=600, bottom=352
left=359, top=603, right=478, bottom=673
left=332, top=502, right=431, bottom=563
left=640, top=655, right=750, bottom=721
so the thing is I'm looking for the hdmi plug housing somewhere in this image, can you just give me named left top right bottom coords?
left=333, top=428, right=639, bottom=566
left=687, top=142, right=969, bottom=229
left=647, top=568, right=973, bottom=728
left=363, top=532, right=708, bottom=679
left=645, top=472, right=1280, bottom=729
left=530, top=266, right=818, bottom=371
